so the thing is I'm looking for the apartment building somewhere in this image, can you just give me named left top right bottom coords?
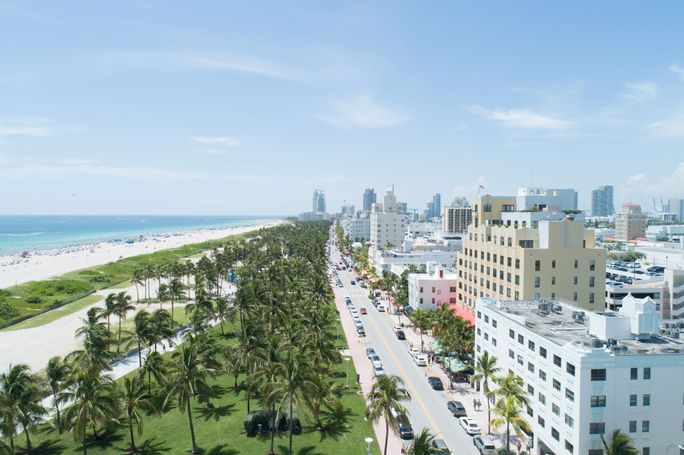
left=443, top=205, right=473, bottom=234
left=615, top=203, right=647, bottom=242
left=407, top=262, right=458, bottom=311
left=370, top=186, right=407, bottom=251
left=457, top=197, right=606, bottom=314
left=340, top=214, right=371, bottom=243
left=475, top=296, right=684, bottom=455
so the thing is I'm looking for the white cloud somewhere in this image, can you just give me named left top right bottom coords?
left=319, top=95, right=409, bottom=129
left=101, top=52, right=301, bottom=81
left=468, top=106, right=573, bottom=130
left=671, top=64, right=684, bottom=81
left=644, top=115, right=684, bottom=138
left=621, top=81, right=659, bottom=100
left=0, top=117, right=63, bottom=137
left=192, top=136, right=241, bottom=147
left=1, top=162, right=204, bottom=180
left=204, top=149, right=228, bottom=155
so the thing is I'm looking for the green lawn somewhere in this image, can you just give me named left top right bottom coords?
left=0, top=294, right=103, bottom=332
left=27, top=320, right=381, bottom=455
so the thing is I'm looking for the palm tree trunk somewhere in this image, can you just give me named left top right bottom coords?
left=219, top=320, right=225, bottom=335
left=289, top=394, right=294, bottom=455
left=186, top=394, right=198, bottom=454
left=117, top=317, right=122, bottom=353
left=135, top=283, right=139, bottom=302
left=128, top=414, right=136, bottom=451
left=53, top=390, right=62, bottom=432
left=22, top=423, right=31, bottom=452
left=92, top=424, right=99, bottom=440
left=246, top=390, right=251, bottom=413
left=506, top=421, right=510, bottom=455
left=83, top=423, right=87, bottom=455
left=384, top=418, right=389, bottom=455
left=269, top=407, right=277, bottom=455
left=137, top=340, right=142, bottom=368
left=171, top=298, right=175, bottom=322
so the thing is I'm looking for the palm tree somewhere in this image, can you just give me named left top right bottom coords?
left=157, top=283, right=169, bottom=311
left=121, top=376, right=153, bottom=452
left=132, top=269, right=145, bottom=302
left=302, top=371, right=341, bottom=431
left=45, top=356, right=70, bottom=432
left=133, top=310, right=152, bottom=367
left=59, top=370, right=120, bottom=455
left=411, top=308, right=433, bottom=352
left=0, top=364, right=47, bottom=453
left=114, top=292, right=135, bottom=353
left=490, top=372, right=530, bottom=454
left=140, top=351, right=167, bottom=393
left=168, top=277, right=185, bottom=322
left=366, top=375, right=411, bottom=455
left=102, top=293, right=117, bottom=335
left=164, top=335, right=217, bottom=454
left=471, top=351, right=500, bottom=434
left=600, top=429, right=639, bottom=455
left=150, top=309, right=174, bottom=351
left=402, top=428, right=442, bottom=455
left=71, top=308, right=113, bottom=372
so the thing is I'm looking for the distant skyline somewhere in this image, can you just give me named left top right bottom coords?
left=1, top=1, right=684, bottom=215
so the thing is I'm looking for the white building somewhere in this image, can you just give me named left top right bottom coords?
left=606, top=281, right=664, bottom=314
left=370, top=245, right=459, bottom=276
left=665, top=268, right=684, bottom=319
left=646, top=224, right=684, bottom=242
left=516, top=187, right=579, bottom=212
left=475, top=296, right=684, bottom=455
left=408, top=262, right=457, bottom=311
left=443, top=205, right=473, bottom=234
left=340, top=216, right=371, bottom=243
left=370, top=186, right=407, bottom=250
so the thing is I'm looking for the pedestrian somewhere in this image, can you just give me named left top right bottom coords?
left=476, top=398, right=481, bottom=411
left=517, top=440, right=522, bottom=454
left=473, top=398, right=477, bottom=410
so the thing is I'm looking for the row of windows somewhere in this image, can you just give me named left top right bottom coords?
left=533, top=275, right=595, bottom=288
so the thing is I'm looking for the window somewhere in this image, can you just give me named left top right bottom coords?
left=644, top=367, right=651, bottom=380
left=574, top=259, right=579, bottom=268
left=518, top=334, right=524, bottom=344
left=517, top=355, right=524, bottom=366
left=590, top=395, right=606, bottom=407
left=643, top=394, right=650, bottom=406
left=528, top=384, right=534, bottom=395
left=551, top=427, right=559, bottom=441
left=589, top=276, right=595, bottom=287
left=540, top=346, right=547, bottom=358
left=492, top=338, right=497, bottom=347
left=630, top=368, right=638, bottom=380
left=477, top=328, right=481, bottom=336
left=566, top=363, right=575, bottom=376
left=539, top=392, right=546, bottom=405
left=565, top=441, right=574, bottom=454
left=535, top=260, right=541, bottom=271
left=629, top=421, right=637, bottom=433
left=565, top=388, right=574, bottom=402
left=552, top=403, right=560, bottom=416
left=642, top=420, right=649, bottom=433
left=492, top=319, right=497, bottom=328
left=553, top=379, right=561, bottom=391
left=551, top=276, right=556, bottom=285
left=509, top=329, right=515, bottom=339
left=643, top=448, right=650, bottom=455
left=528, top=340, right=535, bottom=351
left=573, top=276, right=578, bottom=285
left=539, top=370, right=547, bottom=381
left=589, top=422, right=606, bottom=434
left=515, top=258, right=520, bottom=269
left=538, top=416, right=545, bottom=428
left=509, top=349, right=515, bottom=359
left=528, top=362, right=535, bottom=373
left=589, top=292, right=595, bottom=304
left=564, top=414, right=574, bottom=428
left=484, top=333, right=489, bottom=341
left=590, top=260, right=596, bottom=271
left=552, top=259, right=556, bottom=268
left=591, top=369, right=607, bottom=381
left=534, top=277, right=541, bottom=288
left=588, top=451, right=604, bottom=455
left=553, top=355, right=562, bottom=367
left=515, top=275, right=520, bottom=284
left=573, top=292, right=578, bottom=301
left=629, top=394, right=637, bottom=406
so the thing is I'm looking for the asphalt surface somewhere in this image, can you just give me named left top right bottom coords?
left=329, top=246, right=480, bottom=455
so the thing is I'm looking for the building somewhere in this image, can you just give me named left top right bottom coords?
left=646, top=224, right=684, bottom=242
left=457, top=194, right=606, bottom=314
left=363, top=188, right=377, bottom=212
left=340, top=203, right=355, bottom=218
left=451, top=196, right=469, bottom=208
left=340, top=214, right=371, bottom=243
left=312, top=189, right=326, bottom=214
left=443, top=205, right=473, bottom=234
left=297, top=212, right=330, bottom=222
left=370, top=186, right=407, bottom=251
left=592, top=185, right=615, bottom=217
left=408, top=262, right=457, bottom=311
left=397, top=201, right=408, bottom=215
left=370, top=244, right=459, bottom=276
left=615, top=203, right=647, bottom=241
left=475, top=296, right=684, bottom=455
left=668, top=198, right=684, bottom=222
left=664, top=268, right=684, bottom=319
left=606, top=281, right=664, bottom=314
left=516, top=187, right=578, bottom=212
left=432, top=193, right=442, bottom=219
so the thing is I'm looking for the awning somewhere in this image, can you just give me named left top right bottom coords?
left=443, top=356, right=467, bottom=373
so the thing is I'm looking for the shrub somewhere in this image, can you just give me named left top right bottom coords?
left=0, top=289, right=11, bottom=297
left=26, top=279, right=94, bottom=297
left=26, top=296, right=42, bottom=304
left=0, top=301, right=19, bottom=321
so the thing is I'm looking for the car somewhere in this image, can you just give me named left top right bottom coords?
left=366, top=347, right=376, bottom=358
left=350, top=310, right=359, bottom=318
left=447, top=400, right=467, bottom=417
left=360, top=308, right=367, bottom=315
left=431, top=438, right=451, bottom=454
left=350, top=280, right=356, bottom=285
left=390, top=408, right=414, bottom=440
left=396, top=329, right=406, bottom=340
left=459, top=417, right=481, bottom=435
left=377, top=304, right=386, bottom=312
left=427, top=376, right=444, bottom=390
left=344, top=297, right=351, bottom=303
left=371, top=300, right=379, bottom=308
left=408, top=346, right=420, bottom=357
left=356, top=325, right=365, bottom=336
left=414, top=353, right=427, bottom=366
left=473, top=436, right=496, bottom=454
left=372, top=365, right=385, bottom=376
left=370, top=355, right=382, bottom=369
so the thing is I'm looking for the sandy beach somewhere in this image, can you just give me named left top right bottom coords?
left=0, top=220, right=282, bottom=288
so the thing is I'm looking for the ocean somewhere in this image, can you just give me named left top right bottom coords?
left=0, top=215, right=278, bottom=255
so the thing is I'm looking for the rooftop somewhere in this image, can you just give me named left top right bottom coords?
left=479, top=298, right=684, bottom=356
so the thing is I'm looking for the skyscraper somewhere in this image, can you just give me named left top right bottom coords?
left=312, top=189, right=326, bottom=213
left=362, top=188, right=376, bottom=212
left=669, top=198, right=684, bottom=222
left=370, top=186, right=406, bottom=250
left=591, top=185, right=614, bottom=217
left=432, top=193, right=441, bottom=218
left=615, top=203, right=646, bottom=241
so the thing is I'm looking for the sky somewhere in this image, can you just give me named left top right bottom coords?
left=1, top=1, right=684, bottom=216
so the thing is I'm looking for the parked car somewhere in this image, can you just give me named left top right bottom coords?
left=459, top=417, right=481, bottom=435
left=350, top=280, right=356, bottom=285
left=473, top=436, right=496, bottom=455
left=408, top=346, right=420, bottom=357
left=366, top=347, right=376, bottom=358
left=427, top=376, right=444, bottom=390
left=370, top=355, right=382, bottom=369
left=414, top=353, right=427, bottom=366
left=356, top=325, right=365, bottom=336
left=377, top=304, right=386, bottom=312
left=447, top=400, right=467, bottom=417
left=396, top=330, right=406, bottom=340
left=373, top=365, right=385, bottom=376
left=431, top=438, right=451, bottom=454
left=390, top=408, right=414, bottom=440
left=360, top=308, right=367, bottom=315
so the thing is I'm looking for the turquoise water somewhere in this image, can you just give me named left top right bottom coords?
left=0, top=215, right=279, bottom=255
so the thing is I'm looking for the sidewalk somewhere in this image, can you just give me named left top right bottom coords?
left=332, top=279, right=403, bottom=455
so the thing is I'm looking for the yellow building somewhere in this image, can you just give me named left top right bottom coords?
left=456, top=195, right=606, bottom=313
left=615, top=202, right=646, bottom=241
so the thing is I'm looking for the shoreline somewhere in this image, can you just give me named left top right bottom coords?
left=0, top=219, right=283, bottom=288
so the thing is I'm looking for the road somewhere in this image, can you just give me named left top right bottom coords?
left=329, top=246, right=480, bottom=455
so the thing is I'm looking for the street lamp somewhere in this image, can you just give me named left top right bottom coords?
left=345, top=357, right=351, bottom=388
left=666, top=444, right=684, bottom=455
left=364, top=437, right=374, bottom=455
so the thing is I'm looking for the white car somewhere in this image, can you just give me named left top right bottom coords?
left=350, top=310, right=359, bottom=318
left=408, top=346, right=421, bottom=358
left=370, top=356, right=383, bottom=369
left=459, top=417, right=481, bottom=435
left=373, top=365, right=385, bottom=376
left=377, top=304, right=386, bottom=312
left=413, top=353, right=427, bottom=366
